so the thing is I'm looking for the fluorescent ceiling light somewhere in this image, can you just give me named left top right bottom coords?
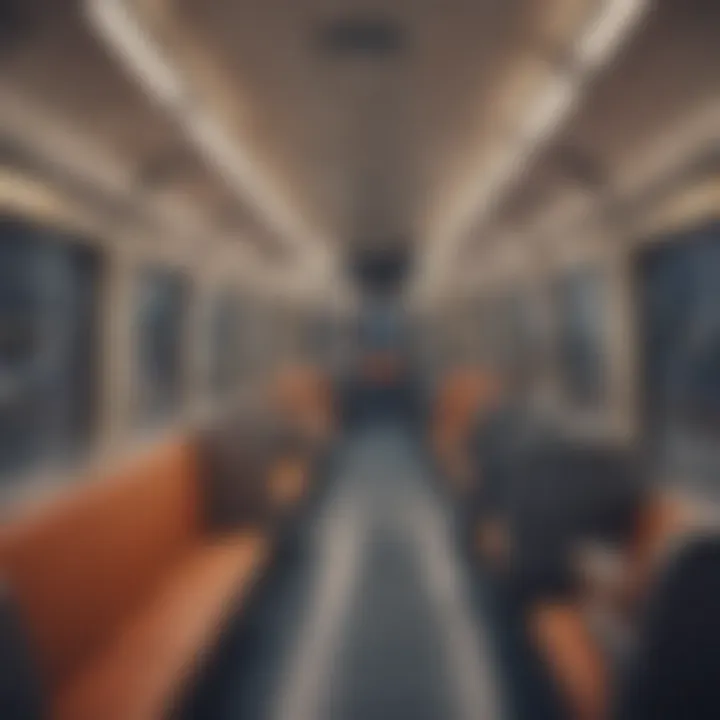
left=520, top=73, right=576, bottom=145
left=87, top=0, right=187, bottom=106
left=86, top=0, right=334, bottom=277
left=575, top=0, right=648, bottom=69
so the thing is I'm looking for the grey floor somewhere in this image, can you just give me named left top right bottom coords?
left=183, top=424, right=504, bottom=720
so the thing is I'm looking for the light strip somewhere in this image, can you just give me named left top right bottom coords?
left=415, top=0, right=648, bottom=304
left=575, top=0, right=650, bottom=69
left=86, top=0, right=330, bottom=274
left=86, top=0, right=186, bottom=107
left=520, top=73, right=576, bottom=145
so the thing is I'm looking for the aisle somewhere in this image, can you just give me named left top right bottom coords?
left=272, top=424, right=502, bottom=720
left=183, top=424, right=503, bottom=720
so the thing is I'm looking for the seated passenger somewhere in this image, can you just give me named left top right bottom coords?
left=461, top=369, right=559, bottom=568
left=505, top=439, right=690, bottom=720
left=430, top=366, right=504, bottom=492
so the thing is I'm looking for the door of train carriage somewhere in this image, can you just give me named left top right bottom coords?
left=340, top=299, right=418, bottom=427
left=634, top=220, right=720, bottom=496
left=341, top=248, right=420, bottom=428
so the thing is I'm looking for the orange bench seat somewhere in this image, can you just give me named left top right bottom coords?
left=54, top=533, right=269, bottom=720
left=0, top=438, right=271, bottom=720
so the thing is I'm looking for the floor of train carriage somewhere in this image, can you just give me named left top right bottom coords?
left=181, top=424, right=561, bottom=720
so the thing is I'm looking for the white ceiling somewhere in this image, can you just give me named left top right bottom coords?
left=0, top=0, right=717, bottom=303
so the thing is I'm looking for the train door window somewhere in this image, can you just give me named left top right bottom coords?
left=133, top=267, right=189, bottom=428
left=208, top=290, right=241, bottom=396
left=0, top=218, right=102, bottom=484
left=636, top=222, right=720, bottom=487
left=358, top=299, right=406, bottom=355
left=554, top=267, right=607, bottom=408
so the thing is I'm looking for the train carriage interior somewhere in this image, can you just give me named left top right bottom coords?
left=0, top=1, right=719, bottom=718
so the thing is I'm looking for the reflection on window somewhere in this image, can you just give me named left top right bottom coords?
left=209, top=290, right=241, bottom=396
left=555, top=268, right=606, bottom=407
left=638, top=223, right=720, bottom=448
left=0, top=218, right=101, bottom=483
left=134, top=268, right=188, bottom=427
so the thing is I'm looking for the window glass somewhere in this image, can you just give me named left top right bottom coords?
left=637, top=223, right=720, bottom=482
left=208, top=290, right=241, bottom=396
left=554, top=268, right=607, bottom=407
left=134, top=267, right=188, bottom=427
left=0, top=217, right=101, bottom=483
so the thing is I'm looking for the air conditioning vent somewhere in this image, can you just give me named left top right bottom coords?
left=317, top=15, right=404, bottom=59
left=350, top=243, right=412, bottom=297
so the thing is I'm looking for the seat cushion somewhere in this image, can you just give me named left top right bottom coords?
left=53, top=533, right=269, bottom=720
left=0, top=439, right=202, bottom=691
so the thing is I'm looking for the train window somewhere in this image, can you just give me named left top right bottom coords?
left=133, top=267, right=189, bottom=427
left=637, top=222, right=720, bottom=481
left=358, top=300, right=406, bottom=356
left=501, top=291, right=539, bottom=385
left=208, top=290, right=241, bottom=396
left=554, top=267, right=607, bottom=408
left=0, top=218, right=101, bottom=484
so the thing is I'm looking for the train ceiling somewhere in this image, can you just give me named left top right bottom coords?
left=0, top=0, right=716, bottom=304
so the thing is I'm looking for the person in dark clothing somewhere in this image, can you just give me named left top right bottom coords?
left=463, top=390, right=689, bottom=720
left=463, top=401, right=570, bottom=720
left=463, top=398, right=559, bottom=572
left=498, top=437, right=688, bottom=720
left=507, top=439, right=648, bottom=606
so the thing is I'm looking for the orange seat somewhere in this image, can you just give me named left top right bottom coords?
left=0, top=437, right=269, bottom=720
left=271, top=364, right=336, bottom=443
left=431, top=367, right=501, bottom=486
left=54, top=535, right=268, bottom=720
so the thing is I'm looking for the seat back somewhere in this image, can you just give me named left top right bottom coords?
left=199, top=404, right=281, bottom=531
left=0, top=438, right=201, bottom=692
left=431, top=367, right=501, bottom=463
left=271, top=364, right=335, bottom=442
left=0, top=586, right=43, bottom=719
left=618, top=534, right=720, bottom=719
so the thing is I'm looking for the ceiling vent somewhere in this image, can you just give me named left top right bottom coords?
left=350, top=242, right=413, bottom=297
left=317, top=15, right=404, bottom=59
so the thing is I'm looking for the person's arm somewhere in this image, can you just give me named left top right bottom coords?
left=622, top=492, right=691, bottom=610
left=529, top=602, right=609, bottom=720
